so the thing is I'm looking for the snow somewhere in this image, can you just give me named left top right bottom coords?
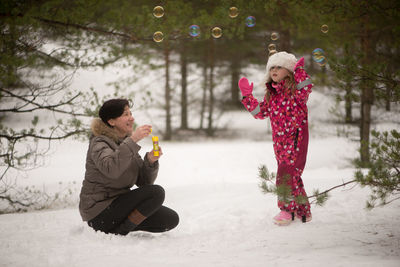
left=1, top=67, right=400, bottom=267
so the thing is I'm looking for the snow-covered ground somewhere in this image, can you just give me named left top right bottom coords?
left=1, top=66, right=400, bottom=267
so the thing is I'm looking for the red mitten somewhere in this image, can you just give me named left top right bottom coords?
left=238, top=77, right=254, bottom=97
left=294, top=57, right=305, bottom=70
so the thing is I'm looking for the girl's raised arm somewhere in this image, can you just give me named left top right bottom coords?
left=239, top=77, right=270, bottom=119
left=293, top=57, right=313, bottom=105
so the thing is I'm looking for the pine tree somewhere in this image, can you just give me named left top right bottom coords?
left=258, top=165, right=346, bottom=207
left=0, top=0, right=153, bottom=211
left=355, top=130, right=400, bottom=208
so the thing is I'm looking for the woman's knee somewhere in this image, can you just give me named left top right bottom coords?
left=150, top=184, right=165, bottom=203
left=168, top=209, right=179, bottom=231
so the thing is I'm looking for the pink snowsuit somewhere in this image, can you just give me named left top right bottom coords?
left=241, top=60, right=313, bottom=218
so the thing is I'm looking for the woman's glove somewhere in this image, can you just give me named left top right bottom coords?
left=238, top=77, right=254, bottom=97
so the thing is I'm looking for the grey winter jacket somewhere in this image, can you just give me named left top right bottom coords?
left=79, top=118, right=159, bottom=221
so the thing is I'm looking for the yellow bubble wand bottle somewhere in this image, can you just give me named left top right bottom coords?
left=150, top=128, right=160, bottom=156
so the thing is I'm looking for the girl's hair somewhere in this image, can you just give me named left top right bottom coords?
left=99, top=98, right=133, bottom=127
left=264, top=70, right=295, bottom=102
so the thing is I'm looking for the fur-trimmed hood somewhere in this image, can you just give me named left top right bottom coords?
left=90, top=118, right=121, bottom=143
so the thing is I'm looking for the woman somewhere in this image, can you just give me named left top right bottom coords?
left=79, top=99, right=179, bottom=235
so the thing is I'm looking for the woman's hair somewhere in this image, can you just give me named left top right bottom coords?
left=99, top=99, right=132, bottom=127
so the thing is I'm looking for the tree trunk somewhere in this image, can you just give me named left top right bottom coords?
left=180, top=41, right=188, bottom=129
left=359, top=15, right=374, bottom=165
left=200, top=42, right=208, bottom=130
left=277, top=0, right=291, bottom=52
left=207, top=39, right=215, bottom=136
left=384, top=63, right=393, bottom=111
left=344, top=44, right=353, bottom=123
left=279, top=28, right=291, bottom=52
left=164, top=41, right=172, bottom=140
left=230, top=56, right=240, bottom=108
left=344, top=81, right=353, bottom=123
left=385, top=87, right=391, bottom=111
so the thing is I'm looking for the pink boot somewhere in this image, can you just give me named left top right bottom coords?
left=273, top=210, right=293, bottom=226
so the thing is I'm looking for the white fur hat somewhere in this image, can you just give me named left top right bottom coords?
left=264, top=51, right=297, bottom=83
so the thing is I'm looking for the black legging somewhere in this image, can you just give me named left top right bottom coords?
left=88, top=184, right=179, bottom=234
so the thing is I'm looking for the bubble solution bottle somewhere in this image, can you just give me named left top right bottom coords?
left=152, top=135, right=160, bottom=156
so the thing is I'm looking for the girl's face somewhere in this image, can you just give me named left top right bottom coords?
left=270, top=66, right=290, bottom=83
left=108, top=105, right=135, bottom=137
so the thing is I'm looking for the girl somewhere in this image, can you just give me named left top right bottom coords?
left=79, top=99, right=179, bottom=235
left=238, top=51, right=313, bottom=226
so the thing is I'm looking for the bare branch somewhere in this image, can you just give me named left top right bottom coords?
left=383, top=195, right=400, bottom=206
left=0, top=130, right=86, bottom=142
left=308, top=180, right=358, bottom=199
left=0, top=87, right=88, bottom=116
left=0, top=195, right=31, bottom=207
left=34, top=17, right=140, bottom=42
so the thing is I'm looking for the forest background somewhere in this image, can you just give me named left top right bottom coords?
left=0, top=0, right=399, bottom=212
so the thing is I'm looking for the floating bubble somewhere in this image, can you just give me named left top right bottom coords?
left=153, top=6, right=164, bottom=18
left=271, top=32, right=279, bottom=41
left=312, top=48, right=326, bottom=66
left=245, top=16, right=256, bottom=27
left=268, top=43, right=276, bottom=52
left=321, top=24, right=328, bottom=33
left=211, top=27, right=222, bottom=38
left=312, top=48, right=325, bottom=62
left=153, top=31, right=164, bottom=42
left=229, top=7, right=239, bottom=18
left=269, top=50, right=277, bottom=56
left=189, top=25, right=200, bottom=37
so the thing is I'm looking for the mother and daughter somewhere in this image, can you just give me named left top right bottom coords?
left=78, top=51, right=312, bottom=235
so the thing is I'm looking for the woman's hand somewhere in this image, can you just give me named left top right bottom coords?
left=147, top=147, right=163, bottom=164
left=131, top=125, right=152, bottom=143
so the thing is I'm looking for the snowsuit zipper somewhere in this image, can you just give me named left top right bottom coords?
left=294, top=128, right=299, bottom=150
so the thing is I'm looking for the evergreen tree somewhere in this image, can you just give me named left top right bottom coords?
left=315, top=0, right=400, bottom=164
left=0, top=0, right=154, bottom=211
left=355, top=130, right=400, bottom=208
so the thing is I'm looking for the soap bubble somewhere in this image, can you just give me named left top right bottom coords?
left=153, top=6, right=164, bottom=18
left=268, top=43, right=276, bottom=52
left=245, top=16, right=256, bottom=27
left=229, top=7, right=239, bottom=18
left=153, top=31, right=164, bottom=42
left=211, top=27, right=222, bottom=38
left=312, top=48, right=326, bottom=66
left=189, top=25, right=200, bottom=37
left=312, top=48, right=325, bottom=62
left=271, top=32, right=279, bottom=41
left=269, top=50, right=277, bottom=56
left=321, top=24, right=329, bottom=33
